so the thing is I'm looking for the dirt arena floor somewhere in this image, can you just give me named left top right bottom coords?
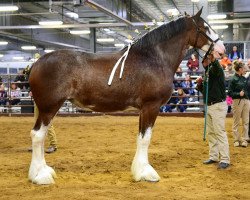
left=0, top=116, right=250, bottom=200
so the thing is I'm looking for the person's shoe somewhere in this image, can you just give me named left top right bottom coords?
left=234, top=141, right=240, bottom=147
left=45, top=146, right=57, bottom=154
left=218, top=162, right=230, bottom=169
left=203, top=159, right=217, bottom=164
left=241, top=141, right=248, bottom=148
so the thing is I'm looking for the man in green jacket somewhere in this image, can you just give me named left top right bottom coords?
left=202, top=51, right=230, bottom=169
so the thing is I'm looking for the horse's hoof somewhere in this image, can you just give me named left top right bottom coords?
left=29, top=165, right=56, bottom=185
left=132, top=163, right=160, bottom=182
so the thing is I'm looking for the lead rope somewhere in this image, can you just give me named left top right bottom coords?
left=108, top=43, right=131, bottom=86
left=203, top=65, right=210, bottom=141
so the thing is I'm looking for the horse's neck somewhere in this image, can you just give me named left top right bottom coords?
left=155, top=35, right=189, bottom=72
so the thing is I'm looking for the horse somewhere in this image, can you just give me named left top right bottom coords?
left=28, top=9, right=225, bottom=185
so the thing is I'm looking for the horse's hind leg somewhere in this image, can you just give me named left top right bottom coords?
left=29, top=104, right=62, bottom=184
left=131, top=102, right=161, bottom=182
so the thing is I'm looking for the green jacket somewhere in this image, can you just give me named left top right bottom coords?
left=228, top=73, right=248, bottom=99
left=203, top=60, right=226, bottom=104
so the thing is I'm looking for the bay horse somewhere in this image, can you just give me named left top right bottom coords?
left=28, top=9, right=225, bottom=184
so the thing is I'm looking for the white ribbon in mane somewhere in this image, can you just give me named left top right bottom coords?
left=108, top=43, right=131, bottom=85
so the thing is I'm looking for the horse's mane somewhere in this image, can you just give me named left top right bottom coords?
left=131, top=17, right=187, bottom=50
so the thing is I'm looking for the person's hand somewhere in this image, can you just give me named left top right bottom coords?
left=240, top=90, right=244, bottom=96
left=211, top=50, right=221, bottom=60
left=196, top=76, right=203, bottom=84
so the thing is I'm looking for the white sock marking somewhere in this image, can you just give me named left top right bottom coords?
left=131, top=127, right=160, bottom=182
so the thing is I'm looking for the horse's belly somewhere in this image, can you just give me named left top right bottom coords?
left=71, top=98, right=135, bottom=112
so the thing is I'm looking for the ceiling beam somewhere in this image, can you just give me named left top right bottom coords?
left=209, top=18, right=250, bottom=24
left=0, top=21, right=165, bottom=30
left=84, top=0, right=133, bottom=26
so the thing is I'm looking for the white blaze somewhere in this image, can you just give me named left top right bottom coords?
left=201, top=23, right=225, bottom=54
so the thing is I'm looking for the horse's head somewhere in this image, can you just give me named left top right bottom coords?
left=187, top=8, right=225, bottom=59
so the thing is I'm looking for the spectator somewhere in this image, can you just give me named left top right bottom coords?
left=187, top=53, right=199, bottom=75
left=228, top=46, right=243, bottom=61
left=160, top=90, right=177, bottom=113
left=173, top=79, right=183, bottom=89
left=7, top=83, right=21, bottom=105
left=0, top=83, right=7, bottom=106
left=175, top=66, right=183, bottom=78
left=245, top=59, right=250, bottom=141
left=181, top=74, right=195, bottom=95
left=220, top=54, right=232, bottom=70
left=226, top=95, right=233, bottom=113
left=228, top=61, right=249, bottom=147
left=14, top=70, right=26, bottom=90
left=176, top=88, right=187, bottom=112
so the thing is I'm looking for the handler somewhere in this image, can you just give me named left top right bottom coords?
left=201, top=50, right=230, bottom=169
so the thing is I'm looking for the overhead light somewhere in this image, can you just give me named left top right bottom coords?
left=208, top=0, right=222, bottom=1
left=157, top=22, right=164, bottom=26
left=166, top=8, right=179, bottom=16
left=103, top=28, right=115, bottom=34
left=125, top=39, right=133, bottom=43
left=0, top=41, right=8, bottom=45
left=39, top=20, right=63, bottom=25
left=0, top=54, right=3, bottom=57
left=44, top=49, right=55, bottom=53
left=70, top=30, right=90, bottom=35
left=97, top=38, right=114, bottom=42
left=211, top=25, right=228, bottom=30
left=114, top=43, right=125, bottom=47
left=191, top=0, right=200, bottom=2
left=66, top=12, right=79, bottom=19
left=21, top=46, right=37, bottom=50
left=0, top=5, right=19, bottom=12
left=13, top=56, right=24, bottom=60
left=207, top=14, right=227, bottom=20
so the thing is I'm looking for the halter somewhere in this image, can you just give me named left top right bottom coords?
left=192, top=18, right=220, bottom=62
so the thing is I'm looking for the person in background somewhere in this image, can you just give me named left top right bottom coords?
left=228, top=61, right=249, bottom=147
left=175, top=66, right=183, bottom=78
left=7, top=83, right=21, bottom=105
left=187, top=53, right=199, bottom=75
left=160, top=89, right=177, bottom=113
left=226, top=95, right=233, bottom=113
left=176, top=88, right=187, bottom=112
left=0, top=83, right=7, bottom=106
left=14, top=70, right=26, bottom=90
left=202, top=51, right=230, bottom=169
left=220, top=54, right=232, bottom=70
left=181, top=74, right=195, bottom=96
left=245, top=59, right=250, bottom=142
left=228, top=46, right=243, bottom=61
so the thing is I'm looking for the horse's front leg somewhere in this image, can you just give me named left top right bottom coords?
left=29, top=121, right=56, bottom=185
left=131, top=102, right=161, bottom=182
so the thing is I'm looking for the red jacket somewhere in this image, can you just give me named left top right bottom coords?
left=187, top=59, right=199, bottom=71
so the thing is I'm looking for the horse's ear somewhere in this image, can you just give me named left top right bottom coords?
left=193, top=7, right=203, bottom=19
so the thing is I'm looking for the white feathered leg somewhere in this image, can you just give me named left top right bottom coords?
left=28, top=124, right=56, bottom=184
left=131, top=127, right=160, bottom=182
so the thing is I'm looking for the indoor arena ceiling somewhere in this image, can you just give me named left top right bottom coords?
left=0, top=0, right=249, bottom=61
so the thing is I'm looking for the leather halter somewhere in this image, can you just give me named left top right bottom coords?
left=191, top=18, right=220, bottom=62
